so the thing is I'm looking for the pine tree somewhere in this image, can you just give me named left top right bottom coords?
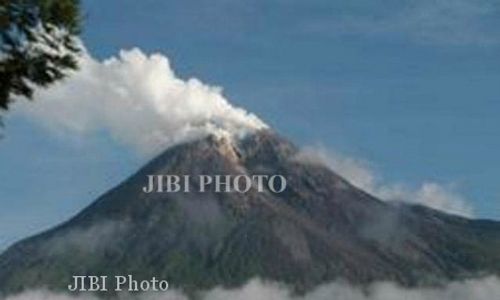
left=0, top=0, right=81, bottom=114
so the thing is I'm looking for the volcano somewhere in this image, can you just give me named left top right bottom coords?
left=1, top=130, right=500, bottom=296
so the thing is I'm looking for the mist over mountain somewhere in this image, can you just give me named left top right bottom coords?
left=1, top=130, right=499, bottom=298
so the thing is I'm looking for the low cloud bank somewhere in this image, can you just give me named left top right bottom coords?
left=6, top=277, right=500, bottom=300
left=296, top=147, right=474, bottom=217
left=13, top=48, right=267, bottom=155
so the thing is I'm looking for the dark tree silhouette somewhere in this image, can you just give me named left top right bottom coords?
left=0, top=0, right=81, bottom=115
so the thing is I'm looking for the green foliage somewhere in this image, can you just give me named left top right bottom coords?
left=0, top=0, right=81, bottom=113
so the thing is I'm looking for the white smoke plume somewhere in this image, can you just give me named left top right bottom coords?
left=13, top=48, right=267, bottom=155
left=6, top=277, right=500, bottom=300
left=295, top=147, right=474, bottom=217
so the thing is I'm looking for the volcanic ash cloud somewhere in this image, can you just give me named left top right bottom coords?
left=15, top=47, right=268, bottom=155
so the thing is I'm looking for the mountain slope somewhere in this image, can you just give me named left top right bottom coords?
left=1, top=131, right=500, bottom=296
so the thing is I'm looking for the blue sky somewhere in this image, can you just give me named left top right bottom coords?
left=1, top=0, right=500, bottom=250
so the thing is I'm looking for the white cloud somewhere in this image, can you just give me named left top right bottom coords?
left=6, top=277, right=500, bottom=300
left=295, top=148, right=377, bottom=193
left=44, top=221, right=130, bottom=255
left=13, top=48, right=267, bottom=155
left=378, top=182, right=474, bottom=218
left=295, top=147, right=474, bottom=217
